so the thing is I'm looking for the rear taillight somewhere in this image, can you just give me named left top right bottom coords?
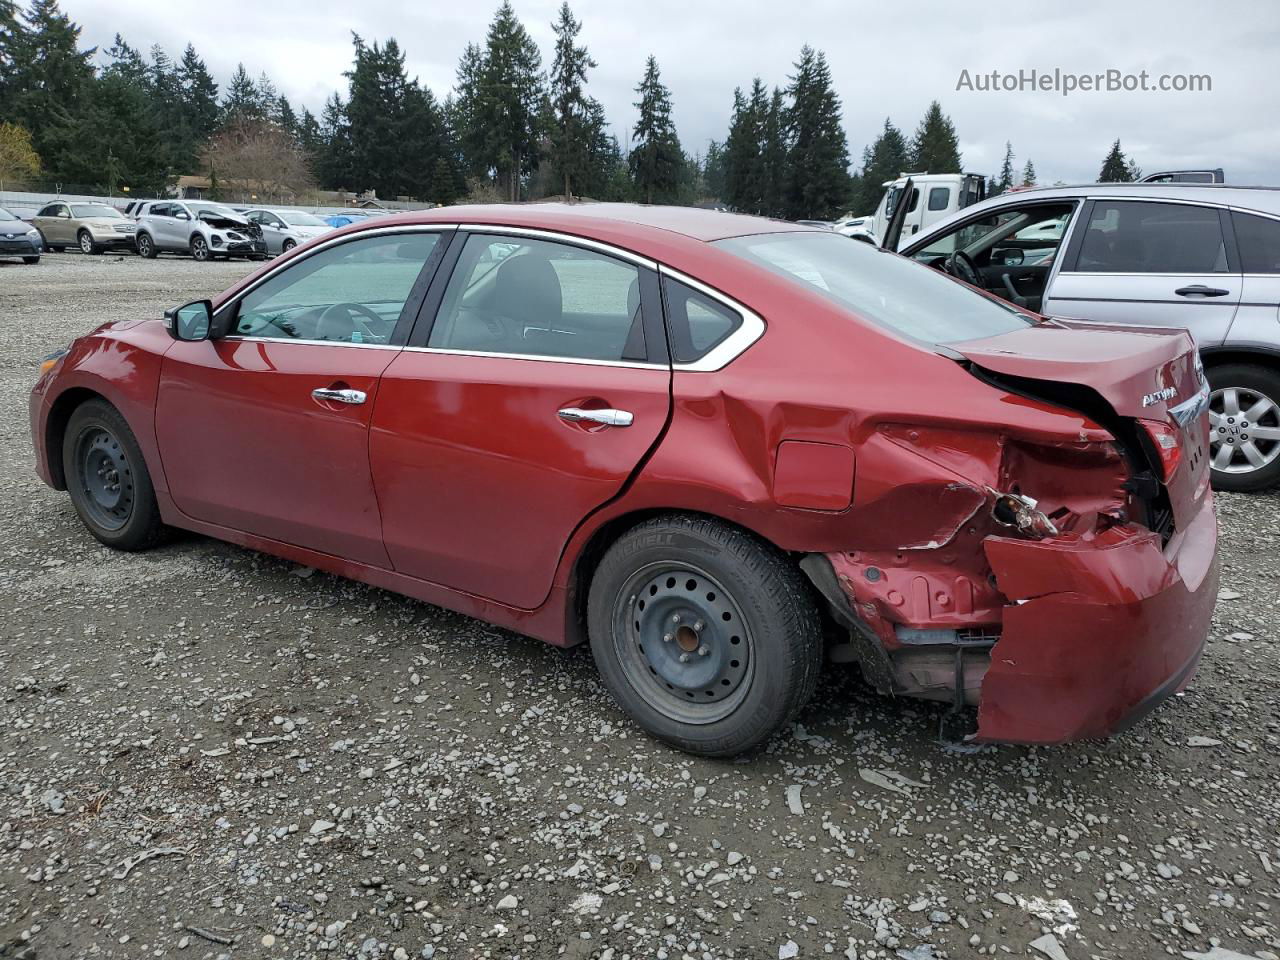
left=1140, top=419, right=1183, bottom=480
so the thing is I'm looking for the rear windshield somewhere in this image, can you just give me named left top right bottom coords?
left=714, top=231, right=1034, bottom=345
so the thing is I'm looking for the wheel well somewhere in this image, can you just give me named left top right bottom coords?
left=1202, top=349, right=1280, bottom=373
left=44, top=388, right=107, bottom=490
left=565, top=508, right=786, bottom=646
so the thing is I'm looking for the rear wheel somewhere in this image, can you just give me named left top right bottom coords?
left=588, top=515, right=822, bottom=757
left=1207, top=363, right=1280, bottom=492
left=62, top=399, right=166, bottom=551
left=282, top=238, right=296, bottom=253
left=135, top=232, right=157, bottom=259
left=190, top=235, right=211, bottom=262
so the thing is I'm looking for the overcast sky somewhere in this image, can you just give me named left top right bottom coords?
left=63, top=0, right=1280, bottom=186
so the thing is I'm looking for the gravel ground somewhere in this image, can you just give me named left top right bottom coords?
left=1, top=251, right=1279, bottom=960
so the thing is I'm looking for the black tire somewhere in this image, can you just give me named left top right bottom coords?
left=1206, top=362, right=1280, bottom=493
left=587, top=514, right=822, bottom=757
left=282, top=239, right=296, bottom=253
left=62, top=399, right=167, bottom=551
left=77, top=230, right=98, bottom=255
left=50, top=245, right=65, bottom=253
left=190, top=234, right=211, bottom=262
left=135, top=232, right=157, bottom=259
left=23, top=256, right=39, bottom=265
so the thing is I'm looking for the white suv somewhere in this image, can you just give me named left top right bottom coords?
left=133, top=201, right=267, bottom=262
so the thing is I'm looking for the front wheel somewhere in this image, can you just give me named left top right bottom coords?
left=1207, top=363, right=1280, bottom=492
left=78, top=230, right=99, bottom=255
left=588, top=515, right=823, bottom=757
left=62, top=399, right=167, bottom=550
left=282, top=239, right=296, bottom=253
left=190, top=235, right=211, bottom=261
left=23, top=255, right=39, bottom=265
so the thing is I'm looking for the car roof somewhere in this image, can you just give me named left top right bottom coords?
left=976, top=182, right=1280, bottom=216
left=349, top=202, right=816, bottom=244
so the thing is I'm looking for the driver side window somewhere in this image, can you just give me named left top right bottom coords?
left=233, top=232, right=440, bottom=344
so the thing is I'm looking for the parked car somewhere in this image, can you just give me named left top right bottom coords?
left=901, top=182, right=1280, bottom=492
left=133, top=200, right=267, bottom=261
left=30, top=205, right=1217, bottom=754
left=794, top=219, right=832, bottom=229
left=323, top=212, right=372, bottom=228
left=0, top=205, right=42, bottom=263
left=31, top=201, right=136, bottom=254
left=243, top=208, right=335, bottom=255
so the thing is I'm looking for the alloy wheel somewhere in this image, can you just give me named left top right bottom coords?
left=192, top=237, right=209, bottom=261
left=78, top=231, right=93, bottom=254
left=611, top=561, right=754, bottom=725
left=137, top=234, right=153, bottom=257
left=74, top=426, right=135, bottom=531
left=1209, top=385, right=1280, bottom=474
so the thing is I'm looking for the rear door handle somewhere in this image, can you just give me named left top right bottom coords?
left=558, top=407, right=633, bottom=427
left=1175, top=285, right=1230, bottom=297
left=312, top=387, right=367, bottom=405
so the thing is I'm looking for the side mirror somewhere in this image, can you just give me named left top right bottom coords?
left=177, top=211, right=191, bottom=221
left=164, top=300, right=213, bottom=341
left=1003, top=248, right=1025, bottom=266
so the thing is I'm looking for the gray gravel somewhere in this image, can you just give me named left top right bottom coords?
left=2, top=251, right=1279, bottom=960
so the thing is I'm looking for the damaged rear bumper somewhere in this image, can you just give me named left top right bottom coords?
left=975, top=492, right=1218, bottom=743
left=816, top=491, right=1218, bottom=745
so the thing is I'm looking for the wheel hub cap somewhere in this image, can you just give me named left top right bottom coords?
left=1209, top=386, right=1280, bottom=474
left=77, top=429, right=133, bottom=529
left=615, top=565, right=753, bottom=723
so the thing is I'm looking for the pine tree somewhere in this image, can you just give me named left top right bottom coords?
left=345, top=36, right=408, bottom=196
left=1125, top=157, right=1142, bottom=181
left=318, top=91, right=352, bottom=189
left=723, top=85, right=760, bottom=213
left=177, top=44, right=219, bottom=147
left=297, top=107, right=322, bottom=162
left=476, top=1, right=544, bottom=201
left=221, top=64, right=260, bottom=126
left=0, top=0, right=20, bottom=109
left=994, top=141, right=1014, bottom=195
left=702, top=139, right=726, bottom=201
left=548, top=1, right=595, bottom=198
left=277, top=95, right=297, bottom=137
left=1098, top=139, right=1132, bottom=182
left=629, top=55, right=681, bottom=204
left=783, top=46, right=849, bottom=220
left=451, top=42, right=487, bottom=181
left=1021, top=158, right=1036, bottom=186
left=855, top=118, right=908, bottom=214
left=761, top=86, right=787, bottom=217
left=909, top=100, right=961, bottom=173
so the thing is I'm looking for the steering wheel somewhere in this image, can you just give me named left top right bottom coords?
left=315, top=301, right=384, bottom=342
left=945, top=250, right=981, bottom=287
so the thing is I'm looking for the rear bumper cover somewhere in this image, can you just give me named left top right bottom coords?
left=975, top=492, right=1218, bottom=744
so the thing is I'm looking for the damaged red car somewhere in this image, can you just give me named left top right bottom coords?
left=30, top=204, right=1219, bottom=754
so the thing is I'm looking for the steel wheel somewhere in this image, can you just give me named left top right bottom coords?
left=73, top=426, right=135, bottom=532
left=611, top=561, right=755, bottom=725
left=1209, top=385, right=1280, bottom=475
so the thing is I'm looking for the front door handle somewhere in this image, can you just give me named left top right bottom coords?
left=312, top=387, right=367, bottom=405
left=1175, top=285, right=1230, bottom=297
left=558, top=407, right=633, bottom=427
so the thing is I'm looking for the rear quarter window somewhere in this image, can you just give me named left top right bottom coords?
left=1232, top=211, right=1280, bottom=273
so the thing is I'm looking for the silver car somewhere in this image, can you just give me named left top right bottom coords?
left=133, top=200, right=267, bottom=262
left=243, top=208, right=335, bottom=255
left=903, top=183, right=1280, bottom=492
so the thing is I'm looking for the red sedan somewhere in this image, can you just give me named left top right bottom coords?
left=30, top=204, right=1219, bottom=754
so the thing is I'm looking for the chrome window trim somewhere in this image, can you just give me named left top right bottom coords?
left=461, top=223, right=658, bottom=269
left=212, top=224, right=460, bottom=325
left=402, top=345, right=664, bottom=370
left=1056, top=272, right=1239, bottom=279
left=219, top=336, right=404, bottom=350
left=658, top=265, right=766, bottom=372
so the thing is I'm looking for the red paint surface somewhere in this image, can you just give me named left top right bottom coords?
left=28, top=204, right=1221, bottom=744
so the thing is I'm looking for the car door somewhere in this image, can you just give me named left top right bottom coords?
left=155, top=228, right=451, bottom=566
left=148, top=203, right=180, bottom=250
left=1223, top=208, right=1280, bottom=347
left=36, top=203, right=70, bottom=245
left=370, top=229, right=673, bottom=610
left=1045, top=198, right=1242, bottom=344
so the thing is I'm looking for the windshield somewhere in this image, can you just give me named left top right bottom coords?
left=0, top=208, right=20, bottom=221
left=284, top=211, right=327, bottom=226
left=71, top=204, right=123, bottom=219
left=714, top=231, right=1034, bottom=345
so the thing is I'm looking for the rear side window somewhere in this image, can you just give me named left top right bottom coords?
left=37, top=204, right=63, bottom=217
left=927, top=187, right=950, bottom=211
left=661, top=278, right=742, bottom=363
left=1232, top=211, right=1280, bottom=273
left=1075, top=201, right=1227, bottom=273
left=428, top=234, right=645, bottom=362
